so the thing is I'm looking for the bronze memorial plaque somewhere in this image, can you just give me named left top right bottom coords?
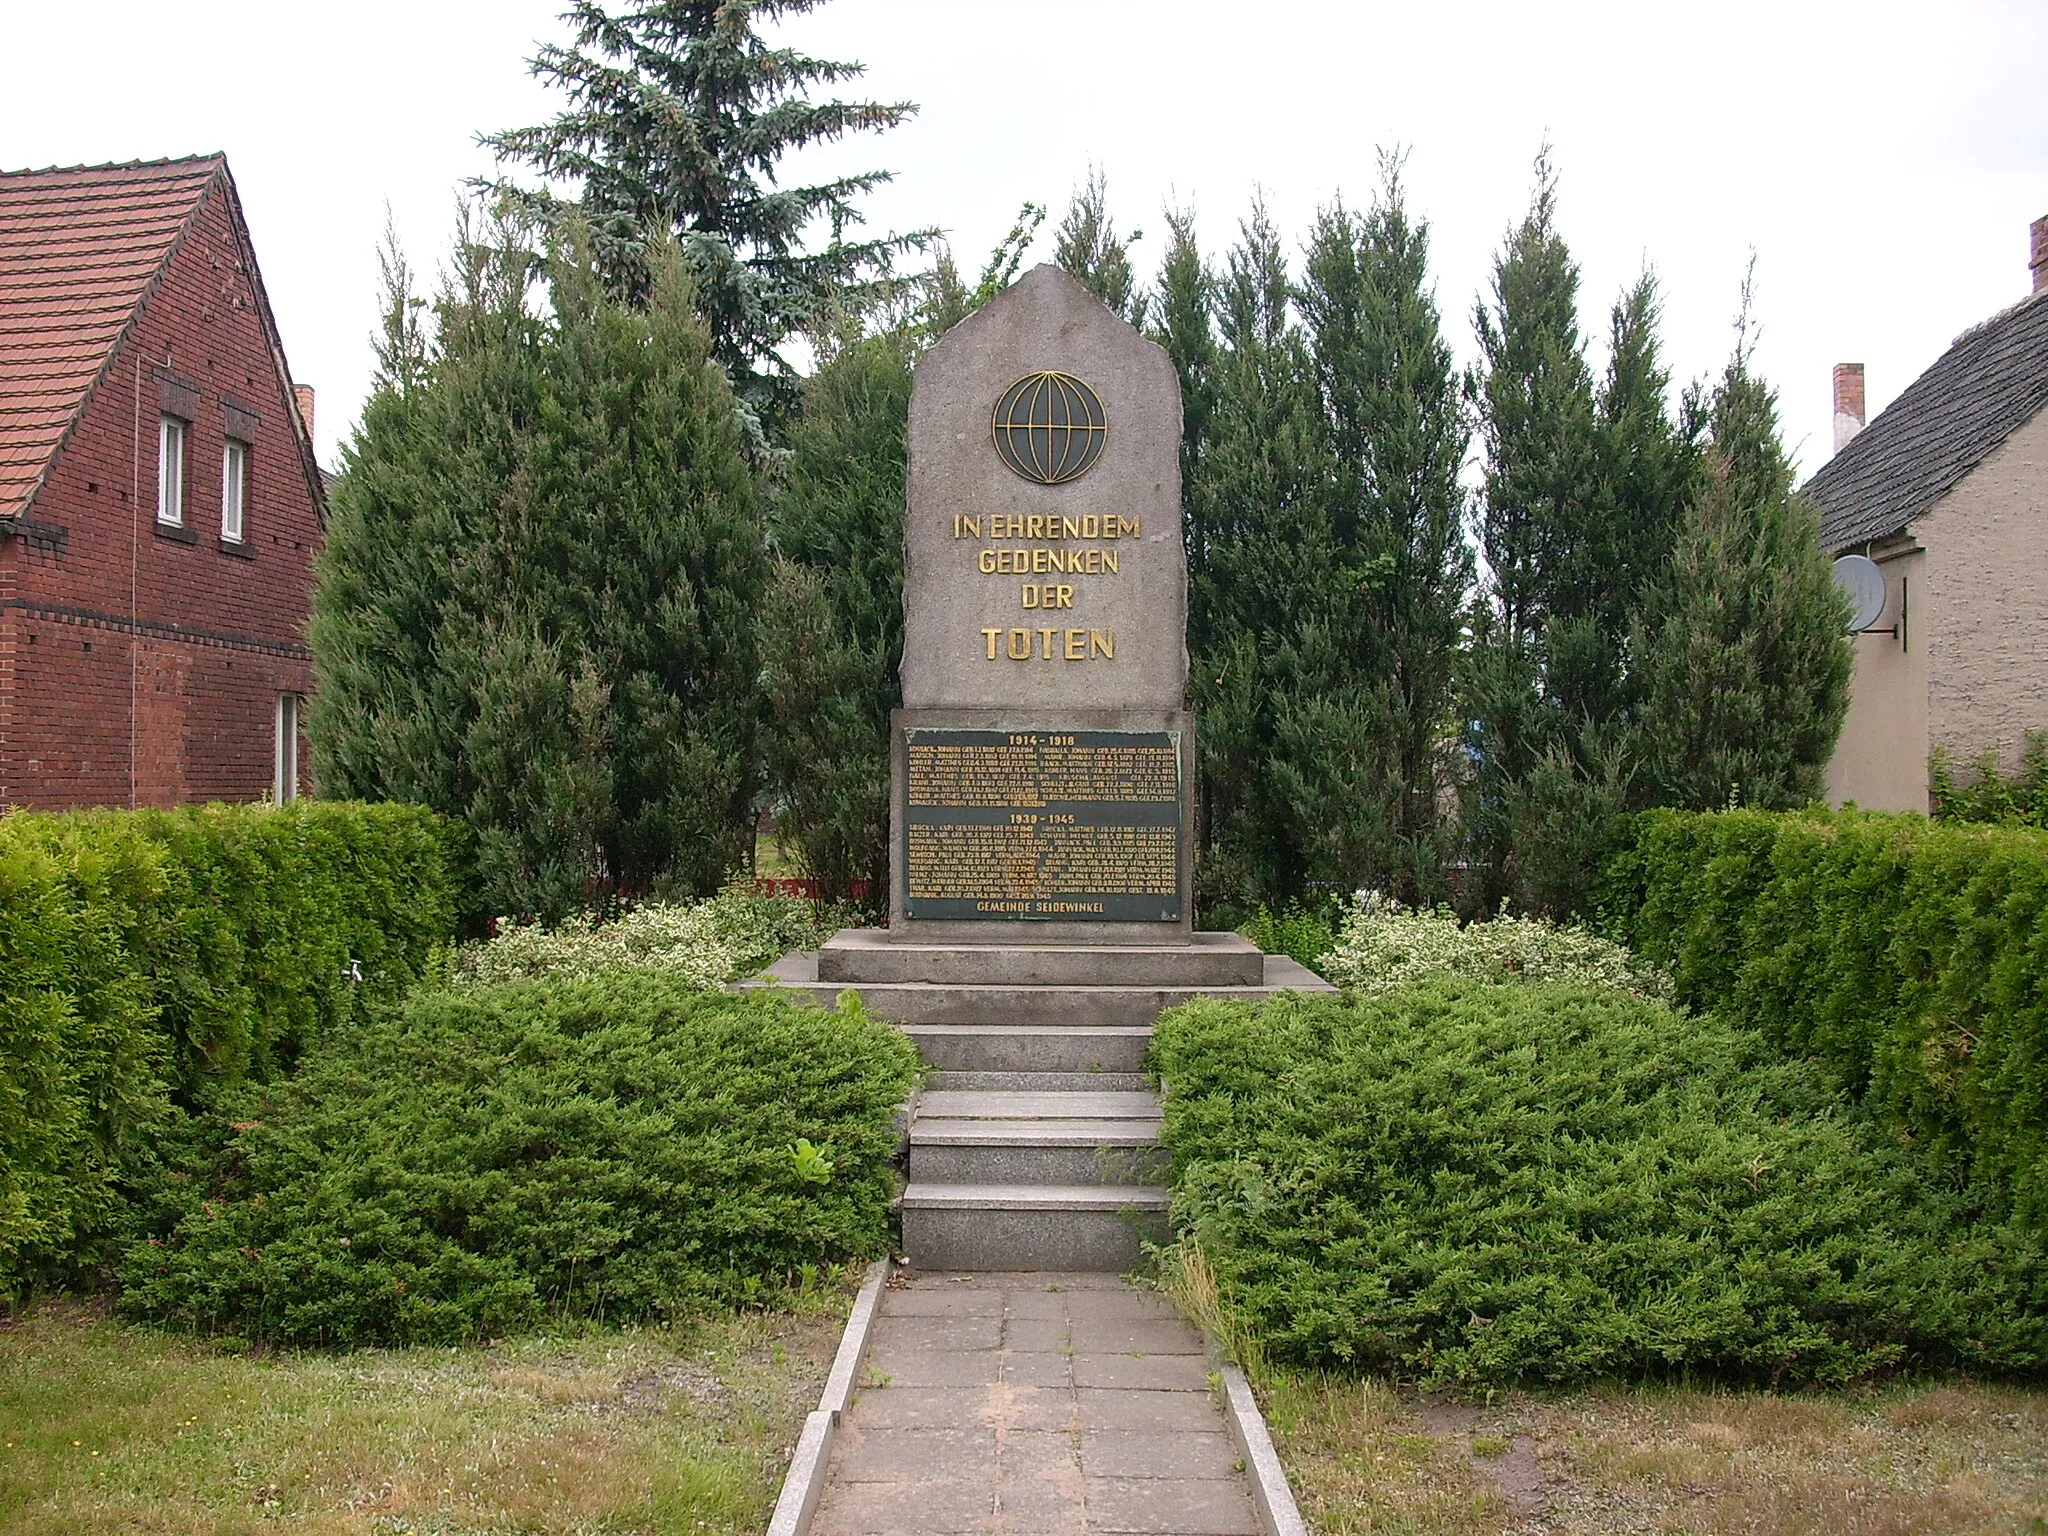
left=903, top=727, right=1182, bottom=921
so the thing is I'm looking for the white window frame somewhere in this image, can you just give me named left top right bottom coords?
left=221, top=437, right=248, bottom=543
left=274, top=692, right=302, bottom=803
left=157, top=415, right=186, bottom=526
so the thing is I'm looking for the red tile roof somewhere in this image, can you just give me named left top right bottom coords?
left=0, top=156, right=222, bottom=520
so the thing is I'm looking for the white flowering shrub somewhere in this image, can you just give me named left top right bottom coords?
left=1318, top=891, right=1668, bottom=999
left=452, top=886, right=842, bottom=989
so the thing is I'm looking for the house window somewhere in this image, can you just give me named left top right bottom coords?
left=222, top=438, right=248, bottom=543
left=157, top=416, right=186, bottom=525
left=275, top=692, right=303, bottom=803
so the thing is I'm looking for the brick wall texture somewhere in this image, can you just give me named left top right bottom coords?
left=0, top=169, right=321, bottom=809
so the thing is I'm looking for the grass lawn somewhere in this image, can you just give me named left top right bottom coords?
left=751, top=829, right=800, bottom=881
left=0, top=1294, right=848, bottom=1536
left=1262, top=1369, right=2048, bottom=1535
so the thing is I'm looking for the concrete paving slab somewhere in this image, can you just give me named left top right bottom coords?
left=1074, top=1388, right=1233, bottom=1432
left=1067, top=1317, right=1211, bottom=1355
left=1086, top=1475, right=1263, bottom=1534
left=863, top=1344, right=1003, bottom=1388
left=808, top=1476, right=995, bottom=1534
left=873, top=1286, right=1012, bottom=1318
left=1070, top=1351, right=1213, bottom=1391
left=1079, top=1429, right=1243, bottom=1480
left=872, top=1315, right=1004, bottom=1352
left=829, top=1425, right=996, bottom=1482
left=849, top=1385, right=1017, bottom=1431
left=998, top=1350, right=1073, bottom=1388
left=997, top=1286, right=1072, bottom=1319
left=1000, top=1316, right=1071, bottom=1352
left=1061, top=1288, right=1181, bottom=1321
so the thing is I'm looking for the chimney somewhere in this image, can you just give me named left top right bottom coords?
left=293, top=384, right=315, bottom=447
left=1832, top=363, right=1866, bottom=456
left=2033, top=215, right=2048, bottom=294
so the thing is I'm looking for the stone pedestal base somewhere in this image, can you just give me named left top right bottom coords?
left=816, top=927, right=1264, bottom=987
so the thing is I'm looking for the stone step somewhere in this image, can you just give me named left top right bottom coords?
left=915, top=1089, right=1160, bottom=1122
left=907, top=1134, right=1169, bottom=1186
left=740, top=951, right=1335, bottom=1027
left=818, top=928, right=1265, bottom=987
left=899, top=1182, right=1171, bottom=1272
left=904, top=1023, right=1154, bottom=1074
left=910, top=1117, right=1161, bottom=1146
left=926, top=1069, right=1150, bottom=1093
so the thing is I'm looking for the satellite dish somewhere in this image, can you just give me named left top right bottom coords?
left=1833, top=554, right=1887, bottom=633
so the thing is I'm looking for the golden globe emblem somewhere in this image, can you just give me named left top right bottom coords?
left=990, top=371, right=1108, bottom=485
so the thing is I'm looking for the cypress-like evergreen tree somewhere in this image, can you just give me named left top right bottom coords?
left=1299, top=162, right=1473, bottom=900
left=1465, top=150, right=1600, bottom=913
left=760, top=332, right=914, bottom=909
left=1151, top=204, right=1220, bottom=591
left=310, top=215, right=765, bottom=918
left=487, top=0, right=929, bottom=429
left=1634, top=324, right=1852, bottom=809
left=1053, top=169, right=1146, bottom=326
left=1185, top=205, right=1349, bottom=913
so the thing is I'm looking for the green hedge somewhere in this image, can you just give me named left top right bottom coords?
left=1601, top=808, right=2048, bottom=1223
left=1154, top=983, right=2048, bottom=1387
left=0, top=802, right=457, bottom=1297
left=120, top=979, right=920, bottom=1345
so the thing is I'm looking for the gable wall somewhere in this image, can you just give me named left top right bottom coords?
left=0, top=180, right=318, bottom=809
left=1919, top=404, right=2048, bottom=772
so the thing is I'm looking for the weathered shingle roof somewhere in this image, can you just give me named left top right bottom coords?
left=1807, top=288, right=2048, bottom=551
left=0, top=156, right=222, bottom=520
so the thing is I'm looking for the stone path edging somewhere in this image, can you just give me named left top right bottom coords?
left=1217, top=1362, right=1309, bottom=1536
left=766, top=1258, right=892, bottom=1536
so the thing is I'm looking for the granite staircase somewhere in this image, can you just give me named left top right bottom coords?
left=748, top=930, right=1333, bottom=1270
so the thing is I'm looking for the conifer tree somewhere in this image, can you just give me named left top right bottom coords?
left=1466, top=151, right=1600, bottom=912
left=760, top=332, right=914, bottom=909
left=1299, top=162, right=1472, bottom=900
left=487, top=0, right=929, bottom=428
left=310, top=216, right=765, bottom=918
left=1634, top=326, right=1851, bottom=809
left=1184, top=205, right=1332, bottom=911
left=1054, top=169, right=1146, bottom=326
left=1151, top=204, right=1219, bottom=585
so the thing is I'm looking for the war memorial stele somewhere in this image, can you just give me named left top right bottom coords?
left=890, top=263, right=1196, bottom=943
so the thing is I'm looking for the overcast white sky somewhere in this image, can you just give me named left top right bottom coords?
left=4, top=1, right=2044, bottom=479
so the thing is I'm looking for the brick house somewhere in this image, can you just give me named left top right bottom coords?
left=0, top=155, right=324, bottom=811
left=1807, top=215, right=2048, bottom=813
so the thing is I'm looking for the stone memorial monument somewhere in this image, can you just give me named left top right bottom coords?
left=751, top=265, right=1330, bottom=1269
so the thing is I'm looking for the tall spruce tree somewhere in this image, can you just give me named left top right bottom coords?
left=1054, top=169, right=1146, bottom=326
left=487, top=0, right=929, bottom=429
left=1634, top=321, right=1852, bottom=808
left=310, top=215, right=765, bottom=918
left=760, top=331, right=914, bottom=909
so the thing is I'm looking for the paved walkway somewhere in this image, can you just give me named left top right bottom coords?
left=809, top=1270, right=1262, bottom=1536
